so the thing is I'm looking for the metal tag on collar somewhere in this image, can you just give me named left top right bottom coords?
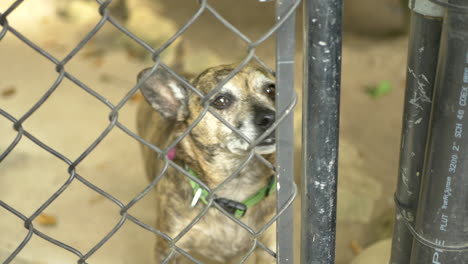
left=191, top=188, right=202, bottom=207
left=215, top=198, right=247, bottom=217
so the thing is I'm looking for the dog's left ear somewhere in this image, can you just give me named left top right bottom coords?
left=137, top=68, right=188, bottom=121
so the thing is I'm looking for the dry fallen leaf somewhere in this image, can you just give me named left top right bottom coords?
left=130, top=92, right=143, bottom=103
left=99, top=73, right=112, bottom=83
left=81, top=48, right=104, bottom=59
left=96, top=161, right=109, bottom=170
left=126, top=48, right=140, bottom=60
left=89, top=195, right=106, bottom=204
left=1, top=86, right=16, bottom=98
left=40, top=17, right=50, bottom=25
left=93, top=57, right=105, bottom=67
left=36, top=213, right=57, bottom=226
left=349, top=240, right=363, bottom=255
left=42, top=39, right=67, bottom=51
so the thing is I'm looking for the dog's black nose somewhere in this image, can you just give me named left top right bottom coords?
left=255, top=108, right=275, bottom=130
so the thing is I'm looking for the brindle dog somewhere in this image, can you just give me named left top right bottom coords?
left=137, top=63, right=277, bottom=263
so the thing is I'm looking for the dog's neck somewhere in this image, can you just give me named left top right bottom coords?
left=176, top=133, right=274, bottom=201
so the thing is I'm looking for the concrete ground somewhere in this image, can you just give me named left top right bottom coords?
left=1, top=1, right=408, bottom=263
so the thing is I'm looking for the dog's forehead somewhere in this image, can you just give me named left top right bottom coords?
left=249, top=70, right=273, bottom=88
left=191, top=64, right=273, bottom=94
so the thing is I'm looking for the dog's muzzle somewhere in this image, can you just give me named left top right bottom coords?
left=258, top=133, right=275, bottom=146
left=255, top=108, right=276, bottom=146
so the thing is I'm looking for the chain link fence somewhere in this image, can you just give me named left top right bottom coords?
left=0, top=0, right=300, bottom=263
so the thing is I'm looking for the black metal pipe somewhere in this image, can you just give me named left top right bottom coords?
left=301, top=0, right=342, bottom=263
left=390, top=12, right=443, bottom=264
left=409, top=1, right=468, bottom=262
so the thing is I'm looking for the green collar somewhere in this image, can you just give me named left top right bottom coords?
left=187, top=168, right=276, bottom=219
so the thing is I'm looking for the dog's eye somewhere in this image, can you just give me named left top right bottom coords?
left=211, top=95, right=232, bottom=109
left=264, top=83, right=276, bottom=100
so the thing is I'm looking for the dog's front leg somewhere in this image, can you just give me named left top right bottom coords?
left=154, top=233, right=197, bottom=264
left=155, top=247, right=194, bottom=264
left=254, top=222, right=277, bottom=264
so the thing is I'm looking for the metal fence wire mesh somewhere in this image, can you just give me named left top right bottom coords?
left=0, top=0, right=300, bottom=263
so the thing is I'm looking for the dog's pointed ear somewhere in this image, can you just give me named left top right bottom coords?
left=137, top=68, right=188, bottom=121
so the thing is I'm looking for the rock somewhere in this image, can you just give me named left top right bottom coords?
left=56, top=0, right=127, bottom=23
left=337, top=140, right=383, bottom=223
left=119, top=5, right=181, bottom=63
left=350, top=239, right=392, bottom=264
left=59, top=0, right=100, bottom=24
left=344, top=0, right=408, bottom=37
left=53, top=0, right=180, bottom=64
left=183, top=48, right=224, bottom=75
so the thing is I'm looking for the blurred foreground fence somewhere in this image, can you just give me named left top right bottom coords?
left=0, top=0, right=344, bottom=263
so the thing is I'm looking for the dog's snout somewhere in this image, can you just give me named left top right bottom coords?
left=255, top=109, right=275, bottom=130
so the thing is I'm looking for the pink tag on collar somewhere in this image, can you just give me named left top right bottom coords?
left=167, top=148, right=176, bottom=160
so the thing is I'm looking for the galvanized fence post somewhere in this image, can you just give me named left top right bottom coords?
left=301, top=0, right=342, bottom=263
left=276, top=0, right=298, bottom=263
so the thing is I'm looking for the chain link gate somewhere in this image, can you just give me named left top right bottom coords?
left=0, top=0, right=303, bottom=263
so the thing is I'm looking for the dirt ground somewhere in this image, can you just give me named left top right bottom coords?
left=1, top=1, right=409, bottom=263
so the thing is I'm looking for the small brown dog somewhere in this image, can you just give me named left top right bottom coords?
left=136, top=63, right=277, bottom=263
